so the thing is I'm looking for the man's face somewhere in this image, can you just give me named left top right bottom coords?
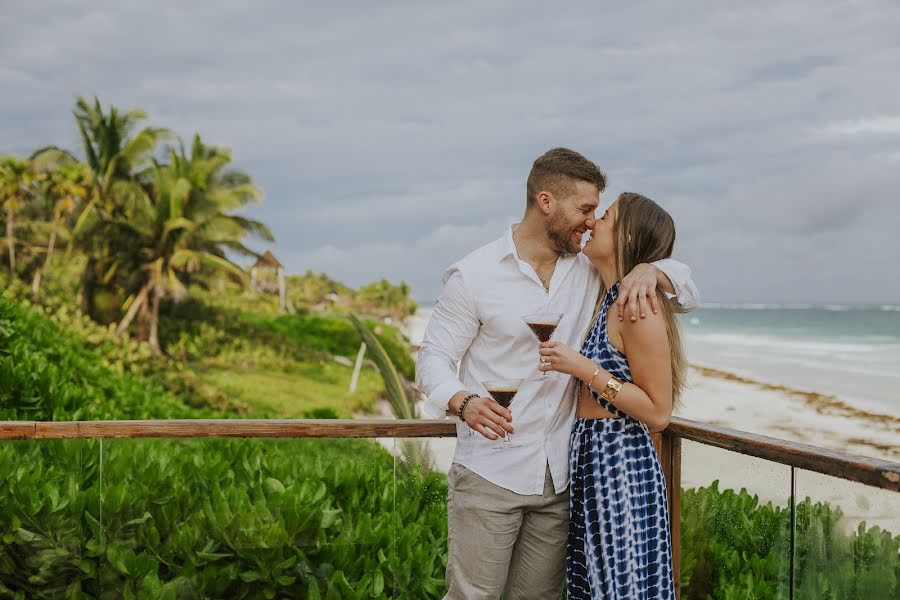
left=546, top=180, right=600, bottom=254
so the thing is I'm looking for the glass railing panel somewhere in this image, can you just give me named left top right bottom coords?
left=793, top=469, right=900, bottom=599
left=97, top=437, right=389, bottom=598
left=389, top=437, right=450, bottom=599
left=679, top=439, right=793, bottom=599
left=0, top=439, right=92, bottom=598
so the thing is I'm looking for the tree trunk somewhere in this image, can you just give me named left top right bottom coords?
left=30, top=271, right=41, bottom=299
left=5, top=210, right=15, bottom=274
left=148, top=284, right=162, bottom=356
left=44, top=218, right=59, bottom=271
left=31, top=217, right=60, bottom=300
left=115, top=281, right=152, bottom=337
left=278, top=267, right=286, bottom=313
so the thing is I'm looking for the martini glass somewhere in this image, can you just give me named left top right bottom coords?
left=482, top=379, right=523, bottom=448
left=522, top=312, right=564, bottom=379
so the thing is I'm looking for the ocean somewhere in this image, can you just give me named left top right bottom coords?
left=682, top=305, right=900, bottom=415
left=407, top=304, right=900, bottom=417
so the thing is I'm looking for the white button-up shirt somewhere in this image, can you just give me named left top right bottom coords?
left=416, top=224, right=698, bottom=495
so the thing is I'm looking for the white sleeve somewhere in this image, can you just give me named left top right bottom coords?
left=651, top=258, right=700, bottom=311
left=415, top=269, right=480, bottom=419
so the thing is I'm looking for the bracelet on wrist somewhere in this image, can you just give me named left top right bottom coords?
left=587, top=367, right=602, bottom=391
left=458, top=393, right=478, bottom=422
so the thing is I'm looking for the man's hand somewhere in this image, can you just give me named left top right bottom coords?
left=616, top=263, right=660, bottom=322
left=463, top=397, right=514, bottom=440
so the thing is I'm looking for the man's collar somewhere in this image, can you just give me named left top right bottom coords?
left=499, top=223, right=519, bottom=262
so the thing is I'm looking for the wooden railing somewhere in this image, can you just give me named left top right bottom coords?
left=2, top=416, right=898, bottom=599
left=4, top=416, right=896, bottom=489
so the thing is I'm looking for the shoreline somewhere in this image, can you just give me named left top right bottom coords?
left=689, top=363, right=899, bottom=425
left=678, top=364, right=899, bottom=462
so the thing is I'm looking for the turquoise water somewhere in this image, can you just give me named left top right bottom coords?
left=680, top=306, right=900, bottom=414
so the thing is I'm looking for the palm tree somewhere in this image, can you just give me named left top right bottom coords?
left=0, top=157, right=38, bottom=275
left=113, top=134, right=274, bottom=354
left=28, top=150, right=92, bottom=298
left=33, top=97, right=171, bottom=321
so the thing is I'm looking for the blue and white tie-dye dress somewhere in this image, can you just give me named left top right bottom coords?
left=566, top=283, right=675, bottom=600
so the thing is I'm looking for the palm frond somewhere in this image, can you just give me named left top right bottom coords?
left=213, top=240, right=260, bottom=258
left=170, top=249, right=246, bottom=281
left=30, top=146, right=80, bottom=169
left=122, top=127, right=171, bottom=170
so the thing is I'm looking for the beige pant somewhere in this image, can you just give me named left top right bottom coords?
left=444, top=463, right=569, bottom=600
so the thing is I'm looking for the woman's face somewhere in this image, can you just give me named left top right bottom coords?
left=581, top=199, right=618, bottom=262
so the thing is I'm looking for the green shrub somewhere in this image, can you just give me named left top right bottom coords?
left=0, top=438, right=447, bottom=599
left=0, top=297, right=446, bottom=598
left=0, top=295, right=203, bottom=421
left=681, top=482, right=900, bottom=600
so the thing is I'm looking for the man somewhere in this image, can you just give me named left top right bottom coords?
left=416, top=148, right=698, bottom=599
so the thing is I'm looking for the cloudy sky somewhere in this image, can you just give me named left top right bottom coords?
left=2, top=1, right=899, bottom=304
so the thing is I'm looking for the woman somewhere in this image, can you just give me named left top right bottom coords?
left=538, top=192, right=685, bottom=599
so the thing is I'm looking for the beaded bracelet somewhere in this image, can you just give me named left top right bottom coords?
left=458, top=393, right=478, bottom=422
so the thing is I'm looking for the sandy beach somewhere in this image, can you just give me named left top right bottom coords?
left=679, top=364, right=900, bottom=460
left=673, top=365, right=900, bottom=534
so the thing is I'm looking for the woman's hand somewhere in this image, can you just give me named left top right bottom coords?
left=538, top=341, right=593, bottom=379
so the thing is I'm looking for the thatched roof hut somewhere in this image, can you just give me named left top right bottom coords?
left=250, top=250, right=288, bottom=312
left=252, top=250, right=283, bottom=270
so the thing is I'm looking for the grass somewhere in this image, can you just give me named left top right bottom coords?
left=159, top=303, right=397, bottom=419
left=198, top=359, right=384, bottom=418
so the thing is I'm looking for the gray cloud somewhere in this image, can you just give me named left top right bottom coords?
left=2, top=0, right=899, bottom=304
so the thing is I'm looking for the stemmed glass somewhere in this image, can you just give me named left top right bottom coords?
left=482, top=379, right=523, bottom=448
left=522, top=313, right=564, bottom=379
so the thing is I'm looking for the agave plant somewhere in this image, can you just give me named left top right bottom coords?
left=348, top=313, right=433, bottom=472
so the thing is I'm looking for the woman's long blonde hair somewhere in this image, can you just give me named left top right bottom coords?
left=608, top=192, right=686, bottom=406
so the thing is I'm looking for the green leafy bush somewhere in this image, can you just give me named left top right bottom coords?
left=0, top=294, right=202, bottom=421
left=0, top=438, right=447, bottom=599
left=681, top=482, right=900, bottom=600
left=0, top=297, right=446, bottom=598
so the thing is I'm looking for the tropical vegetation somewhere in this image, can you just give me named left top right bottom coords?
left=1, top=97, right=417, bottom=356
left=0, top=295, right=445, bottom=598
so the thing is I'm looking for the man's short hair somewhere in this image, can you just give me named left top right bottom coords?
left=526, top=148, right=607, bottom=207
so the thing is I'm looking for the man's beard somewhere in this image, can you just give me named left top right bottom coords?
left=547, top=214, right=582, bottom=255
